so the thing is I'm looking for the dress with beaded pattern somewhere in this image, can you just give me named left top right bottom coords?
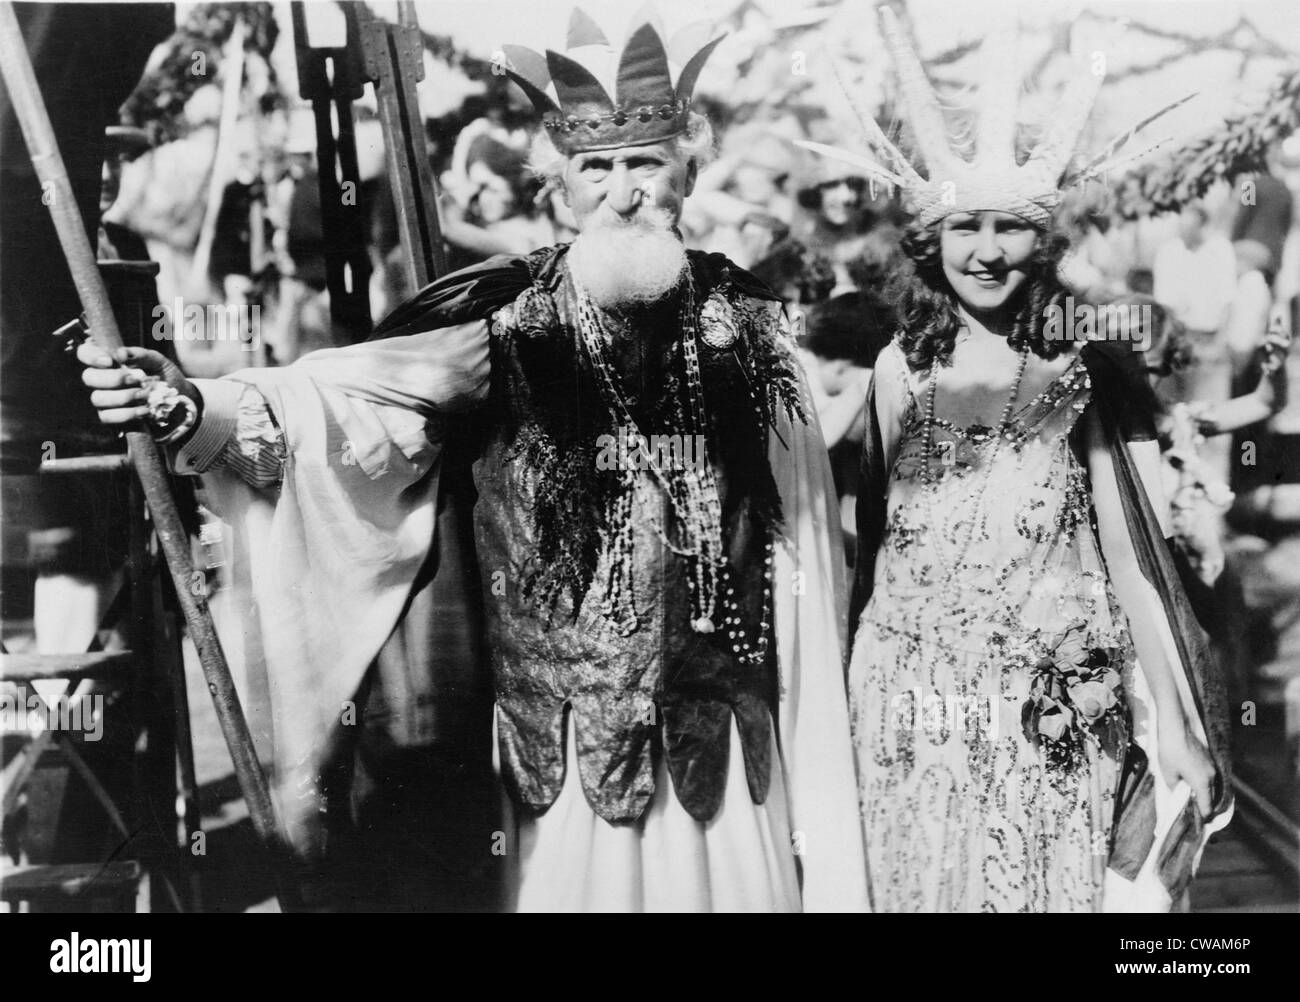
left=848, top=340, right=1132, bottom=912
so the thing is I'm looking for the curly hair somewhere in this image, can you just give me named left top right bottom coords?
left=890, top=218, right=1073, bottom=371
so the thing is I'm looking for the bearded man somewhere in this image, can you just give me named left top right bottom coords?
left=76, top=14, right=868, bottom=912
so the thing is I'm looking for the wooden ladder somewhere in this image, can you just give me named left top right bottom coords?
left=0, top=261, right=200, bottom=912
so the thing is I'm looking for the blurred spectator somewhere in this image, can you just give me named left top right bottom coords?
left=1230, top=150, right=1294, bottom=289
left=1154, top=201, right=1239, bottom=481
left=1222, top=303, right=1300, bottom=714
left=373, top=123, right=557, bottom=311
left=846, top=224, right=904, bottom=295
left=1124, top=296, right=1281, bottom=702
left=1154, top=202, right=1238, bottom=335
left=797, top=290, right=895, bottom=560
left=687, top=122, right=798, bottom=267
left=1225, top=238, right=1276, bottom=372
left=1127, top=267, right=1155, bottom=296
left=440, top=131, right=554, bottom=271
left=1057, top=182, right=1129, bottom=300
left=753, top=154, right=903, bottom=307
left=751, top=236, right=836, bottom=304
left=97, top=126, right=154, bottom=261
left=793, top=160, right=873, bottom=298
left=254, top=116, right=389, bottom=362
left=1119, top=296, right=1231, bottom=629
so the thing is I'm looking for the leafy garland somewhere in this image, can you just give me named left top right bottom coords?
left=1110, top=66, right=1300, bottom=220
left=121, top=4, right=537, bottom=151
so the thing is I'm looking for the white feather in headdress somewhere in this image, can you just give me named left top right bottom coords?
left=800, top=6, right=1197, bottom=228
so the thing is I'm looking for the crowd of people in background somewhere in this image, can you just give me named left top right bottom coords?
left=151, top=101, right=1300, bottom=746
left=1056, top=150, right=1300, bottom=743
left=8, top=0, right=1300, bottom=917
left=9, top=4, right=1300, bottom=827
left=390, top=109, right=1300, bottom=763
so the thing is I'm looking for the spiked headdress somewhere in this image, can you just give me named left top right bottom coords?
left=799, top=7, right=1195, bottom=228
left=501, top=9, right=724, bottom=156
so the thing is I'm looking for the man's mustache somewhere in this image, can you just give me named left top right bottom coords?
left=588, top=206, right=676, bottom=232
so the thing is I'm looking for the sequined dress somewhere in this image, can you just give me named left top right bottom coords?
left=847, top=344, right=1131, bottom=912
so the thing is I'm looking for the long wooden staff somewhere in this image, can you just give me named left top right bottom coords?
left=0, top=1, right=298, bottom=910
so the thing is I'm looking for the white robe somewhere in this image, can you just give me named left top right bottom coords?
left=192, top=316, right=870, bottom=912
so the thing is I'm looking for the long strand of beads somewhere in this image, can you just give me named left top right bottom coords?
left=676, top=291, right=726, bottom=631
left=919, top=346, right=1030, bottom=609
left=574, top=274, right=726, bottom=634
left=717, top=537, right=775, bottom=666
left=598, top=473, right=640, bottom=635
left=577, top=288, right=717, bottom=567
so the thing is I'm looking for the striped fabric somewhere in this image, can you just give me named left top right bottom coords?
left=173, top=378, right=286, bottom=488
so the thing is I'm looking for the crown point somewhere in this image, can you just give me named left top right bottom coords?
left=674, top=33, right=726, bottom=105
left=501, top=44, right=550, bottom=93
left=617, top=22, right=673, bottom=111
left=566, top=8, right=609, bottom=50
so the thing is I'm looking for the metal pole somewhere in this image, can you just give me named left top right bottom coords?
left=0, top=1, right=297, bottom=909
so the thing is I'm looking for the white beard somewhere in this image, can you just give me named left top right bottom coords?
left=567, top=208, right=688, bottom=311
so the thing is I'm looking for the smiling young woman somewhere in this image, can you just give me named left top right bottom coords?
left=887, top=211, right=1079, bottom=429
left=845, top=205, right=1220, bottom=912
left=892, top=211, right=1073, bottom=371
left=940, top=211, right=1038, bottom=314
left=802, top=2, right=1228, bottom=917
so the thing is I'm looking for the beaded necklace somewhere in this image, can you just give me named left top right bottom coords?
left=920, top=343, right=1030, bottom=605
left=573, top=272, right=773, bottom=660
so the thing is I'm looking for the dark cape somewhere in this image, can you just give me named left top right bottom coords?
left=371, top=245, right=782, bottom=338
left=848, top=338, right=1233, bottom=901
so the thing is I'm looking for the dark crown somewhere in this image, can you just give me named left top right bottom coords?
left=502, top=10, right=724, bottom=155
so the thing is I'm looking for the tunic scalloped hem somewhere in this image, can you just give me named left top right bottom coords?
left=500, top=717, right=801, bottom=912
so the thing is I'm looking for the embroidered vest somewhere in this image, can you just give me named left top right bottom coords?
left=466, top=260, right=795, bottom=823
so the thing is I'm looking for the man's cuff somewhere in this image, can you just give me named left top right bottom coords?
left=173, top=378, right=244, bottom=474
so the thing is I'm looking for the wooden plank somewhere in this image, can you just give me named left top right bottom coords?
left=1192, top=873, right=1299, bottom=911
left=1197, top=834, right=1272, bottom=877
left=0, top=861, right=141, bottom=901
left=357, top=5, right=446, bottom=289
left=0, top=651, right=132, bottom=682
left=1196, top=902, right=1299, bottom=914
left=40, top=455, right=130, bottom=475
left=1192, top=820, right=1299, bottom=912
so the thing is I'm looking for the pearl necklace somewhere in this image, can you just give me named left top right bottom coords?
left=919, top=345, right=1030, bottom=604
left=574, top=273, right=728, bottom=637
